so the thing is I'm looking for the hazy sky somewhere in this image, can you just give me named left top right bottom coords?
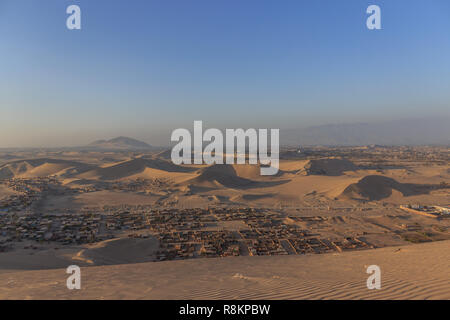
left=1, top=0, right=449, bottom=147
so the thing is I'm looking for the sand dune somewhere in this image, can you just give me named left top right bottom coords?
left=126, top=167, right=193, bottom=182
left=154, top=149, right=172, bottom=160
left=184, top=164, right=289, bottom=190
left=0, top=159, right=94, bottom=179
left=278, top=160, right=310, bottom=173
left=340, top=175, right=448, bottom=201
left=0, top=185, right=17, bottom=199
left=1, top=149, right=448, bottom=300
left=187, top=165, right=255, bottom=188
left=1, top=156, right=447, bottom=208
left=0, top=158, right=194, bottom=181
left=231, top=164, right=265, bottom=180
left=300, top=158, right=357, bottom=176
left=75, top=237, right=159, bottom=266
left=88, top=136, right=152, bottom=150
left=1, top=240, right=448, bottom=300
left=24, top=163, right=78, bottom=178
left=0, top=161, right=33, bottom=178
left=78, top=158, right=193, bottom=180
left=275, top=158, right=357, bottom=177
left=0, top=166, right=14, bottom=179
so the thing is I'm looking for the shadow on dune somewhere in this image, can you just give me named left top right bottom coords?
left=0, top=158, right=97, bottom=179
left=89, top=158, right=196, bottom=180
left=185, top=164, right=290, bottom=190
left=277, top=158, right=358, bottom=177
left=340, top=175, right=449, bottom=201
left=357, top=164, right=407, bottom=170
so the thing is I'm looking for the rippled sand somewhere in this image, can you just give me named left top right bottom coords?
left=1, top=240, right=449, bottom=300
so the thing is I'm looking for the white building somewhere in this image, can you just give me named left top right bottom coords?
left=434, top=206, right=450, bottom=215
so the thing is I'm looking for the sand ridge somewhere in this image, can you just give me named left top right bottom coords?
left=2, top=153, right=447, bottom=209
left=1, top=240, right=448, bottom=300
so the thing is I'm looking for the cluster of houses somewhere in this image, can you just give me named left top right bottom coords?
left=74, top=178, right=169, bottom=194
left=0, top=177, right=58, bottom=212
left=0, top=204, right=376, bottom=259
left=400, top=204, right=450, bottom=218
left=0, top=213, right=104, bottom=245
left=157, top=230, right=240, bottom=260
left=97, top=206, right=375, bottom=260
left=284, top=145, right=449, bottom=163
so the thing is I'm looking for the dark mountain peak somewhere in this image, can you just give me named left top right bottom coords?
left=88, top=137, right=151, bottom=149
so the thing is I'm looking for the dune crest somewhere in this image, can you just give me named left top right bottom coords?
left=1, top=240, right=449, bottom=299
left=186, top=164, right=255, bottom=188
left=78, top=158, right=193, bottom=180
left=300, top=158, right=357, bottom=176
left=340, top=175, right=447, bottom=201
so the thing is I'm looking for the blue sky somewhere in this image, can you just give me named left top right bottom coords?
left=0, top=0, right=449, bottom=147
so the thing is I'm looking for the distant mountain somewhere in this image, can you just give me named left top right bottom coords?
left=87, top=137, right=153, bottom=150
left=281, top=117, right=450, bottom=146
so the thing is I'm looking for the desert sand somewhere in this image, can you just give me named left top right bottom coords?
left=1, top=240, right=448, bottom=300
left=2, top=154, right=446, bottom=210
left=0, top=145, right=448, bottom=300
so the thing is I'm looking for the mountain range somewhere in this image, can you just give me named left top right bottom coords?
left=281, top=117, right=450, bottom=146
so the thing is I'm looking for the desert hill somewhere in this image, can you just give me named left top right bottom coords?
left=0, top=157, right=194, bottom=181
left=76, top=237, right=160, bottom=265
left=154, top=149, right=172, bottom=160
left=183, top=164, right=290, bottom=190
left=78, top=158, right=194, bottom=181
left=87, top=137, right=153, bottom=150
left=340, top=175, right=445, bottom=201
left=300, top=158, right=357, bottom=176
left=0, top=166, right=14, bottom=179
left=281, top=117, right=450, bottom=146
left=277, top=158, right=357, bottom=176
left=1, top=154, right=447, bottom=207
left=2, top=240, right=449, bottom=299
left=0, top=159, right=95, bottom=179
left=186, top=164, right=255, bottom=188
